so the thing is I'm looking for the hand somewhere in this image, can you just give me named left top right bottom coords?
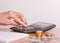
left=0, top=10, right=27, bottom=27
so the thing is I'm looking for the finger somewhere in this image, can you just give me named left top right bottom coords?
left=9, top=20, right=19, bottom=26
left=11, top=15, right=27, bottom=27
left=5, top=19, right=19, bottom=26
left=19, top=15, right=27, bottom=24
left=14, top=12, right=27, bottom=24
left=20, top=15, right=27, bottom=24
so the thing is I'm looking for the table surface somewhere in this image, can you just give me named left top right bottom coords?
left=0, top=28, right=60, bottom=43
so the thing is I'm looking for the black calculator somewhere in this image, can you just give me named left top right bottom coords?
left=10, top=22, right=56, bottom=33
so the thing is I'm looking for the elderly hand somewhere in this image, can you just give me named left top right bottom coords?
left=0, top=10, right=27, bottom=27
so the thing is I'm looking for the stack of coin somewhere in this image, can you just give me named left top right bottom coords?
left=36, top=31, right=43, bottom=39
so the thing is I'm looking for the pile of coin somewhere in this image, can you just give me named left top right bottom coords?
left=36, top=31, right=43, bottom=39
left=29, top=31, right=53, bottom=39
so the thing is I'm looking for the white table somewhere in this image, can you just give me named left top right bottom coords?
left=0, top=27, right=60, bottom=43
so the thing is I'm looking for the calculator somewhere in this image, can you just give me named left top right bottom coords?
left=10, top=22, right=56, bottom=33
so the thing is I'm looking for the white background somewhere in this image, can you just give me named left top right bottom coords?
left=0, top=0, right=60, bottom=28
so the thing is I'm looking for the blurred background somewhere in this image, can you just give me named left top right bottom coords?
left=0, top=0, right=60, bottom=28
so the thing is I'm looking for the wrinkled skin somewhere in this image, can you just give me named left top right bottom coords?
left=0, top=10, right=27, bottom=27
